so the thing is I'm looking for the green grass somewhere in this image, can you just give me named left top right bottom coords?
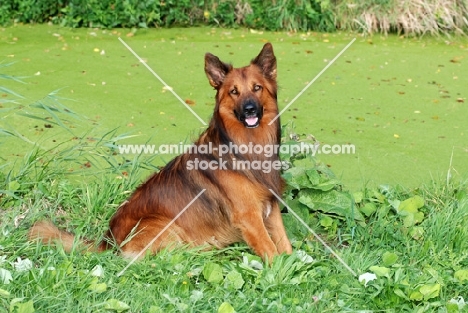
left=1, top=145, right=468, bottom=311
left=1, top=25, right=468, bottom=312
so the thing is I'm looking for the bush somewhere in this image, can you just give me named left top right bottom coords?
left=0, top=0, right=335, bottom=32
left=0, top=0, right=466, bottom=35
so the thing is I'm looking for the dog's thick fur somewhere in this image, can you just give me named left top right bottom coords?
left=29, top=43, right=292, bottom=262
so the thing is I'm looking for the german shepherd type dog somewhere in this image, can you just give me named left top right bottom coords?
left=29, top=43, right=292, bottom=262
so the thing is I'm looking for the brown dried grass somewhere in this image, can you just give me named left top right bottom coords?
left=334, top=0, right=468, bottom=36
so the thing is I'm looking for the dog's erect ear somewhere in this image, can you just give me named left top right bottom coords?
left=251, top=43, right=277, bottom=80
left=205, top=53, right=233, bottom=89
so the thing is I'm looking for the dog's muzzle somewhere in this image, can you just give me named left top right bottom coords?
left=239, top=99, right=262, bottom=128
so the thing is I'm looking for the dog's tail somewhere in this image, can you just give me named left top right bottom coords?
left=28, top=221, right=103, bottom=253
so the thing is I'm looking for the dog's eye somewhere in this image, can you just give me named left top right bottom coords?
left=230, top=89, right=238, bottom=95
left=253, top=85, right=262, bottom=91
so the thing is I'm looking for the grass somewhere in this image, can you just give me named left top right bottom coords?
left=1, top=25, right=468, bottom=312
left=1, top=143, right=468, bottom=311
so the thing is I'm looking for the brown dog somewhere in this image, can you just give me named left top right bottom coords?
left=29, top=43, right=292, bottom=262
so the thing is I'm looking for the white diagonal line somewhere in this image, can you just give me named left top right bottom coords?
left=117, top=189, right=206, bottom=276
left=269, top=38, right=356, bottom=125
left=269, top=188, right=357, bottom=277
left=118, top=37, right=207, bottom=126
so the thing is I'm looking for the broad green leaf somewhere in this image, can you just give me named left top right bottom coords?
left=388, top=199, right=401, bottom=210
left=369, top=266, right=390, bottom=277
left=382, top=252, right=398, bottom=267
left=298, top=190, right=364, bottom=221
left=320, top=215, right=334, bottom=228
left=102, top=299, right=130, bottom=312
left=419, top=283, right=440, bottom=300
left=203, top=263, right=223, bottom=284
left=298, top=193, right=315, bottom=209
left=225, top=270, right=244, bottom=290
left=398, top=196, right=424, bottom=214
left=413, top=212, right=424, bottom=224
left=9, top=298, right=34, bottom=313
left=403, top=212, right=424, bottom=227
left=410, top=226, right=424, bottom=240
left=305, top=169, right=320, bottom=185
left=373, top=190, right=387, bottom=203
left=410, top=291, right=423, bottom=301
left=8, top=181, right=20, bottom=192
left=360, top=203, right=377, bottom=217
left=353, top=192, right=363, bottom=204
left=312, top=179, right=341, bottom=191
left=218, top=302, right=235, bottom=313
left=403, top=214, right=415, bottom=227
left=446, top=303, right=460, bottom=313
left=306, top=167, right=341, bottom=191
left=88, top=282, right=107, bottom=293
left=454, top=269, right=468, bottom=283
left=282, top=167, right=314, bottom=190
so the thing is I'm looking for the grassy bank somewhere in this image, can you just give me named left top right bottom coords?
left=1, top=141, right=468, bottom=311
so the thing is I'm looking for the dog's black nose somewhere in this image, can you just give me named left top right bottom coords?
left=243, top=102, right=257, bottom=115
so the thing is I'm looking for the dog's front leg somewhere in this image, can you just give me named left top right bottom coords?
left=265, top=201, right=292, bottom=254
left=233, top=208, right=278, bottom=263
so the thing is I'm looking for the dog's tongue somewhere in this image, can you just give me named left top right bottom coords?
left=245, top=117, right=258, bottom=126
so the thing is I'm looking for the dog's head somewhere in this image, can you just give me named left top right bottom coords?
left=205, top=43, right=278, bottom=129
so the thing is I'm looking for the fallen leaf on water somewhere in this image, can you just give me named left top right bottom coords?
left=249, top=29, right=263, bottom=34
left=185, top=99, right=195, bottom=106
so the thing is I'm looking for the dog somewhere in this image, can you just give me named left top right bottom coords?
left=29, top=43, right=292, bottom=263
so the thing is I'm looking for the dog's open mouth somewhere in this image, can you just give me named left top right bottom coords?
left=244, top=116, right=259, bottom=128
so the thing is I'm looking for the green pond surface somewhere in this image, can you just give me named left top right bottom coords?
left=1, top=25, right=467, bottom=191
